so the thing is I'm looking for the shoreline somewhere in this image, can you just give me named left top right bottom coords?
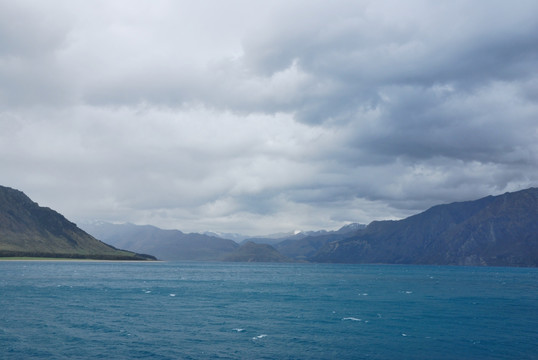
left=0, top=257, right=160, bottom=262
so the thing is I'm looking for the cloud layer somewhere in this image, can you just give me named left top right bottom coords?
left=1, top=0, right=537, bottom=234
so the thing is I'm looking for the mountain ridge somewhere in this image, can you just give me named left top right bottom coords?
left=0, top=185, right=155, bottom=260
left=7, top=184, right=537, bottom=266
left=81, top=221, right=239, bottom=261
left=222, top=241, right=292, bottom=262
left=312, top=188, right=538, bottom=266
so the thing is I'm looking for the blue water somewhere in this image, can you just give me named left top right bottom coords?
left=1, top=261, right=537, bottom=359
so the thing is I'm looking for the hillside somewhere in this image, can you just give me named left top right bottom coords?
left=312, top=188, right=538, bottom=266
left=0, top=186, right=154, bottom=260
left=221, top=241, right=292, bottom=262
left=274, top=223, right=366, bottom=260
left=81, top=222, right=239, bottom=261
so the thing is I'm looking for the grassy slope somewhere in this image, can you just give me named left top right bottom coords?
left=0, top=186, right=155, bottom=260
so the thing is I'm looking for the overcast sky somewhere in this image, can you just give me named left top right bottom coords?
left=1, top=0, right=537, bottom=235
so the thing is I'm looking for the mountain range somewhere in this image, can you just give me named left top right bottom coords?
left=221, top=241, right=292, bottom=263
left=83, top=188, right=538, bottom=266
left=2, top=184, right=537, bottom=266
left=80, top=221, right=239, bottom=261
left=81, top=221, right=366, bottom=262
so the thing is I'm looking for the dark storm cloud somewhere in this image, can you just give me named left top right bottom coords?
left=238, top=1, right=538, bottom=125
left=351, top=82, right=537, bottom=162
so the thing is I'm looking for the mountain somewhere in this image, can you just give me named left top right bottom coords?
left=275, top=233, right=349, bottom=260
left=212, top=230, right=310, bottom=245
left=11, top=182, right=534, bottom=266
left=81, top=222, right=239, bottom=261
left=221, top=241, right=292, bottom=262
left=0, top=186, right=154, bottom=260
left=204, top=224, right=367, bottom=248
left=312, top=188, right=538, bottom=267
left=274, top=223, right=367, bottom=260
left=335, top=223, right=367, bottom=233
left=202, top=231, right=250, bottom=243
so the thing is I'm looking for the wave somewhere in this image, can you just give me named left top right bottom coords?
left=342, top=317, right=361, bottom=321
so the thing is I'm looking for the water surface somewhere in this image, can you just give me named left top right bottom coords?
left=1, top=261, right=537, bottom=359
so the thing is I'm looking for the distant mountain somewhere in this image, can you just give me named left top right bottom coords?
left=204, top=224, right=367, bottom=247
left=275, top=233, right=349, bottom=261
left=210, top=230, right=310, bottom=245
left=0, top=186, right=154, bottom=260
left=202, top=231, right=250, bottom=243
left=312, top=188, right=538, bottom=267
left=221, top=241, right=292, bottom=262
left=240, top=236, right=291, bottom=246
left=274, top=223, right=367, bottom=260
left=335, top=223, right=367, bottom=233
left=81, top=222, right=239, bottom=261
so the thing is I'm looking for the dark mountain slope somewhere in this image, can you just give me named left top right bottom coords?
left=312, top=188, right=538, bottom=267
left=81, top=222, right=239, bottom=261
left=0, top=186, right=154, bottom=260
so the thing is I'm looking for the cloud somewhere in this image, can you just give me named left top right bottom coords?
left=352, top=80, right=538, bottom=163
left=1, top=0, right=537, bottom=234
left=0, top=2, right=74, bottom=107
left=238, top=1, right=538, bottom=123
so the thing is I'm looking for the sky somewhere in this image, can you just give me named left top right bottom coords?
left=1, top=0, right=537, bottom=235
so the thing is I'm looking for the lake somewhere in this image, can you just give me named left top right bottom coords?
left=1, top=261, right=537, bottom=359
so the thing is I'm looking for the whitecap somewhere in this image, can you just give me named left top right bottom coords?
left=342, top=317, right=361, bottom=321
left=252, top=334, right=267, bottom=339
left=169, top=293, right=176, bottom=297
left=402, top=333, right=408, bottom=337
left=233, top=328, right=245, bottom=332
